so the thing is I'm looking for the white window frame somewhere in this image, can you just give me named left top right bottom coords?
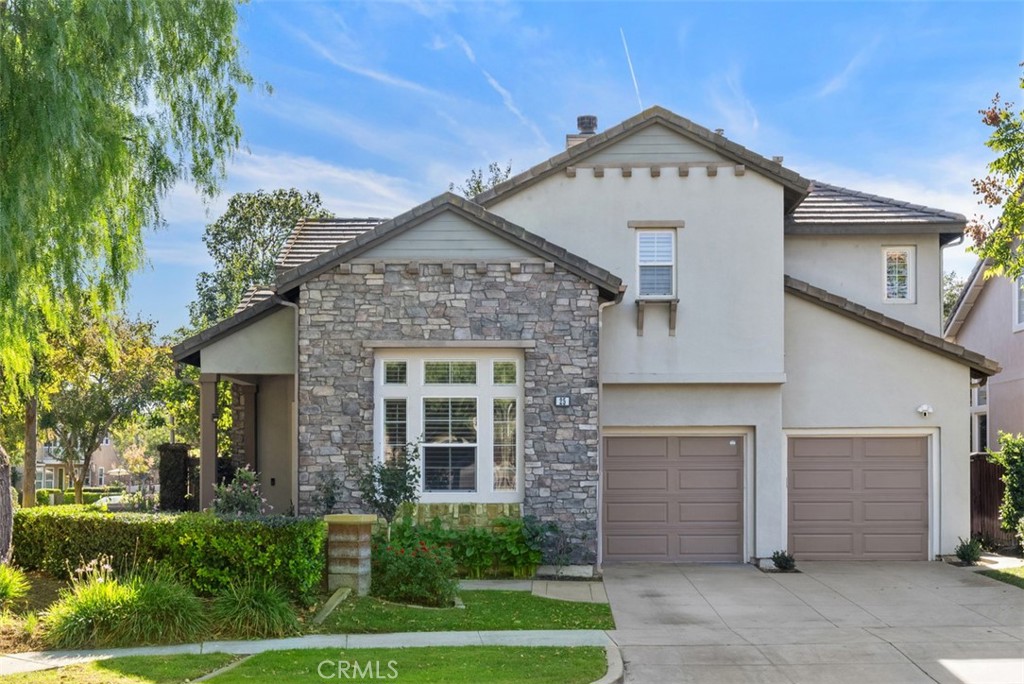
left=636, top=229, right=677, bottom=300
left=1014, top=276, right=1024, bottom=333
left=375, top=349, right=524, bottom=504
left=882, top=246, right=916, bottom=304
left=972, top=412, right=989, bottom=453
left=98, top=467, right=105, bottom=487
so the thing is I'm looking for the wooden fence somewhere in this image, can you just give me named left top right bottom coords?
left=970, top=452, right=1017, bottom=547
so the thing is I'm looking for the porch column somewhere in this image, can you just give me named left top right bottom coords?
left=239, top=384, right=258, bottom=471
left=199, top=373, right=218, bottom=510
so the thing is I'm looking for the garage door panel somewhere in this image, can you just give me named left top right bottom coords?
left=788, top=436, right=927, bottom=561
left=605, top=469, right=669, bottom=491
left=605, top=502, right=668, bottom=524
left=604, top=435, right=744, bottom=563
left=679, top=502, right=741, bottom=523
left=791, top=501, right=853, bottom=522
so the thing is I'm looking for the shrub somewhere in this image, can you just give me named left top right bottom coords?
left=1018, top=517, right=1024, bottom=549
left=771, top=550, right=797, bottom=571
left=212, top=466, right=267, bottom=515
left=209, top=576, right=298, bottom=639
left=116, top=568, right=208, bottom=645
left=13, top=507, right=326, bottom=604
left=43, top=558, right=135, bottom=649
left=955, top=536, right=984, bottom=565
left=35, top=489, right=62, bottom=506
left=10, top=487, right=18, bottom=509
left=371, top=540, right=457, bottom=607
left=62, top=490, right=104, bottom=505
left=988, top=433, right=1024, bottom=534
left=356, top=444, right=420, bottom=529
left=0, top=564, right=30, bottom=610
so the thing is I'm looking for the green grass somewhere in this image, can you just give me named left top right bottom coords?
left=209, top=646, right=606, bottom=684
left=314, top=590, right=614, bottom=634
left=979, top=566, right=1024, bottom=589
left=0, top=653, right=237, bottom=683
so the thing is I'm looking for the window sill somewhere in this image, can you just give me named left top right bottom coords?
left=635, top=298, right=680, bottom=336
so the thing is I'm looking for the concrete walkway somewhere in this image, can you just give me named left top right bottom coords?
left=460, top=579, right=609, bottom=603
left=604, top=561, right=1024, bottom=684
left=0, top=630, right=617, bottom=677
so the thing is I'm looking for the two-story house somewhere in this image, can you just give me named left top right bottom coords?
left=173, top=107, right=998, bottom=566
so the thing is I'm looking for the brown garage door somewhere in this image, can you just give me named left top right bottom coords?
left=603, top=436, right=744, bottom=562
left=788, top=436, right=928, bottom=560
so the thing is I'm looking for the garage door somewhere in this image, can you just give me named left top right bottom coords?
left=603, top=436, right=744, bottom=562
left=788, top=436, right=928, bottom=560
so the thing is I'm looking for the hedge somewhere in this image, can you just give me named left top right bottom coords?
left=13, top=506, right=326, bottom=604
left=35, top=486, right=125, bottom=506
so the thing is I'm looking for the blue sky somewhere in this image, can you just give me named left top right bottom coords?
left=131, top=1, right=1024, bottom=336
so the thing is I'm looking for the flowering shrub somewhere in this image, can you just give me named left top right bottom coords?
left=371, top=540, right=457, bottom=607
left=212, top=466, right=268, bottom=515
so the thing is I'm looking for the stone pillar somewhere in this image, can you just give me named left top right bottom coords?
left=325, top=514, right=376, bottom=595
left=198, top=374, right=218, bottom=510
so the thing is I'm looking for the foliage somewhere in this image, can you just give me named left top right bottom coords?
left=388, top=516, right=548, bottom=579
left=115, top=567, right=208, bottom=646
left=0, top=654, right=238, bottom=684
left=209, top=576, right=299, bottom=639
left=966, top=64, right=1024, bottom=279
left=0, top=564, right=30, bottom=610
left=212, top=466, right=268, bottom=515
left=310, top=471, right=342, bottom=515
left=356, top=445, right=420, bottom=527
left=770, top=550, right=797, bottom=571
left=189, top=189, right=333, bottom=327
left=942, top=271, right=967, bottom=320
left=954, top=536, right=984, bottom=565
left=41, top=317, right=165, bottom=503
left=449, top=161, right=513, bottom=198
left=122, top=492, right=159, bottom=513
left=1019, top=516, right=1024, bottom=550
left=979, top=566, right=1024, bottom=591
left=35, top=489, right=63, bottom=506
left=319, top=591, right=615, bottom=634
left=12, top=507, right=326, bottom=604
left=988, top=432, right=1024, bottom=533
left=371, top=541, right=458, bottom=607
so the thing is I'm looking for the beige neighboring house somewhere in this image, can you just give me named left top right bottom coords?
left=944, top=259, right=1024, bottom=450
left=173, top=106, right=999, bottom=566
left=34, top=438, right=123, bottom=494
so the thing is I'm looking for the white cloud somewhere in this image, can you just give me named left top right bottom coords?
left=817, top=36, right=881, bottom=98
left=708, top=67, right=760, bottom=139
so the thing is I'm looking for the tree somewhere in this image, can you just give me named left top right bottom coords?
left=966, top=64, right=1024, bottom=278
left=189, top=189, right=333, bottom=327
left=942, top=271, right=967, bottom=321
left=42, top=317, right=165, bottom=503
left=449, top=161, right=513, bottom=198
left=0, top=0, right=253, bottom=561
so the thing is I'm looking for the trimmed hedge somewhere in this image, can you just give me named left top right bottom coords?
left=35, top=486, right=125, bottom=506
left=13, top=506, right=326, bottom=604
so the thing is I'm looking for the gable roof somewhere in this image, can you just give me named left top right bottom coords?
left=275, top=217, right=386, bottom=272
left=943, top=258, right=988, bottom=339
left=787, top=182, right=966, bottom=244
left=474, top=105, right=812, bottom=212
left=275, top=192, right=625, bottom=301
left=785, top=275, right=1000, bottom=379
left=173, top=293, right=286, bottom=365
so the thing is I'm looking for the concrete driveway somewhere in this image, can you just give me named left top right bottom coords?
left=603, top=562, right=1024, bottom=684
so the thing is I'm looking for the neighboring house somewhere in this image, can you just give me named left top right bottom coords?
left=174, top=106, right=999, bottom=566
left=944, top=259, right=1024, bottom=452
left=34, top=437, right=122, bottom=493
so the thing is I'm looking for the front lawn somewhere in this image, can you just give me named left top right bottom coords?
left=313, top=590, right=614, bottom=634
left=212, top=646, right=606, bottom=684
left=0, top=653, right=238, bottom=683
left=979, top=566, right=1024, bottom=589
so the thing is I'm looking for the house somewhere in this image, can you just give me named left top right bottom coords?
left=173, top=106, right=999, bottom=566
left=944, top=259, right=1024, bottom=452
left=32, top=438, right=122, bottom=493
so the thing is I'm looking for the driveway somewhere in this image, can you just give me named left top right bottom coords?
left=603, top=562, right=1024, bottom=684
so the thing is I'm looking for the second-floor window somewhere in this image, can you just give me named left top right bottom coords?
left=1015, top=276, right=1024, bottom=332
left=883, top=246, right=915, bottom=303
left=637, top=230, right=676, bottom=298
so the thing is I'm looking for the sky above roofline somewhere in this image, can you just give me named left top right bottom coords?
left=130, top=1, right=1024, bottom=337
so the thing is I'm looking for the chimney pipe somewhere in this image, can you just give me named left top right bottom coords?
left=567, top=114, right=599, bottom=149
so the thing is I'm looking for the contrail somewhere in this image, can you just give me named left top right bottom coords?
left=620, top=28, right=642, bottom=110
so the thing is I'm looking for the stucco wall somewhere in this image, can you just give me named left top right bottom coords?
left=202, top=308, right=295, bottom=376
left=257, top=374, right=294, bottom=514
left=952, top=275, right=1024, bottom=443
left=297, top=257, right=602, bottom=561
left=602, top=384, right=785, bottom=560
left=783, top=294, right=972, bottom=554
left=489, top=125, right=787, bottom=382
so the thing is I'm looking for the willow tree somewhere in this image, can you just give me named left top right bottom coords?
left=0, top=0, right=254, bottom=562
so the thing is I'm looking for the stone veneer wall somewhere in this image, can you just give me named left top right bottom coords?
left=297, top=260, right=601, bottom=562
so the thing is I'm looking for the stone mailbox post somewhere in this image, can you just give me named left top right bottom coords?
left=325, top=513, right=377, bottom=595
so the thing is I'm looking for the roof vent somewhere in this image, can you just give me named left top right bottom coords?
left=567, top=114, right=599, bottom=149
left=714, top=128, right=725, bottom=136
left=772, top=155, right=784, bottom=164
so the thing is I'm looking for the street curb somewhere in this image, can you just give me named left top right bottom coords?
left=590, top=639, right=624, bottom=684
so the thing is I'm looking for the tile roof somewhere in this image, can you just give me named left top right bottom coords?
left=788, top=182, right=966, bottom=230
left=274, top=217, right=386, bottom=272
left=233, top=286, right=276, bottom=315
left=785, top=275, right=999, bottom=378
